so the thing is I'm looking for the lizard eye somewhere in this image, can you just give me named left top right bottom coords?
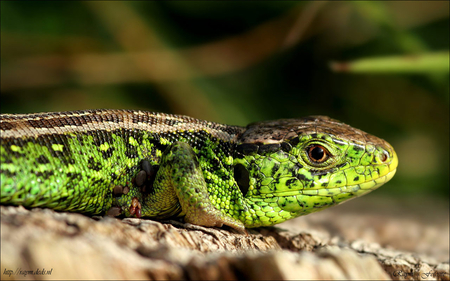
left=307, top=145, right=329, bottom=163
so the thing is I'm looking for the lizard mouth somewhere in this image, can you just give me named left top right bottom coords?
left=294, top=168, right=396, bottom=197
left=257, top=169, right=395, bottom=198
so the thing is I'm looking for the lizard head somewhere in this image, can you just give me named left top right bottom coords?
left=233, top=116, right=398, bottom=227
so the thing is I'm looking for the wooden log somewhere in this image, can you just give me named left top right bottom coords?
left=1, top=205, right=448, bottom=280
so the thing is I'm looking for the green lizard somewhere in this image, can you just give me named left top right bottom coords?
left=0, top=109, right=398, bottom=232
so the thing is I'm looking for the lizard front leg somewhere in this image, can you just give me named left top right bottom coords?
left=154, top=142, right=245, bottom=233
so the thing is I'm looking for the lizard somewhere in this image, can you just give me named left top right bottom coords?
left=0, top=109, right=398, bottom=233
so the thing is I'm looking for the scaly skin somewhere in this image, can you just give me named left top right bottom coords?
left=0, top=110, right=398, bottom=232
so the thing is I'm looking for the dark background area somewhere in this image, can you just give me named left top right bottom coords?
left=1, top=2, right=449, bottom=209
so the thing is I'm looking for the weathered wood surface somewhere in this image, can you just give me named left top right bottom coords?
left=1, top=204, right=449, bottom=280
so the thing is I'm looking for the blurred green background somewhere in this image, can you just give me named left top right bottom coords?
left=1, top=2, right=449, bottom=207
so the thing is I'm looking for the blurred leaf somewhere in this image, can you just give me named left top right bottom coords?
left=331, top=51, right=449, bottom=74
left=351, top=1, right=429, bottom=53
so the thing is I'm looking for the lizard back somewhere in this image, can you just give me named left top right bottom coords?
left=0, top=109, right=245, bottom=214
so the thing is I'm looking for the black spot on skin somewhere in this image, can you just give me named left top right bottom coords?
left=310, top=182, right=315, bottom=188
left=36, top=155, right=50, bottom=164
left=153, top=140, right=168, bottom=155
left=219, top=174, right=231, bottom=183
left=233, top=151, right=245, bottom=159
left=164, top=118, right=181, bottom=126
left=310, top=168, right=336, bottom=177
left=125, top=146, right=138, bottom=159
left=124, top=167, right=132, bottom=176
left=353, top=176, right=359, bottom=182
left=92, top=179, right=105, bottom=187
left=289, top=137, right=300, bottom=147
left=321, top=182, right=328, bottom=187
left=0, top=121, right=15, bottom=131
left=131, top=113, right=147, bottom=124
left=101, top=147, right=115, bottom=159
left=35, top=171, right=55, bottom=178
left=311, top=133, right=318, bottom=138
left=271, top=162, right=280, bottom=176
left=272, top=177, right=280, bottom=186
left=92, top=131, right=115, bottom=147
left=285, top=178, right=297, bottom=188
left=87, top=157, right=102, bottom=171
left=38, top=135, right=75, bottom=165
left=352, top=144, right=365, bottom=152
left=0, top=169, right=16, bottom=177
left=236, top=144, right=259, bottom=155
left=258, top=143, right=280, bottom=154
left=234, top=164, right=250, bottom=196
left=296, top=174, right=308, bottom=181
left=49, top=149, right=65, bottom=160
left=258, top=144, right=280, bottom=154
left=335, top=180, right=342, bottom=184
left=209, top=157, right=221, bottom=169
left=149, top=146, right=161, bottom=160
left=1, top=154, right=13, bottom=164
left=280, top=142, right=291, bottom=152
left=66, top=172, right=80, bottom=179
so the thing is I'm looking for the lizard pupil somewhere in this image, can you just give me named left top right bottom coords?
left=308, top=145, right=328, bottom=163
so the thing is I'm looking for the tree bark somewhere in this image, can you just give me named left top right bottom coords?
left=1, top=205, right=448, bottom=280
